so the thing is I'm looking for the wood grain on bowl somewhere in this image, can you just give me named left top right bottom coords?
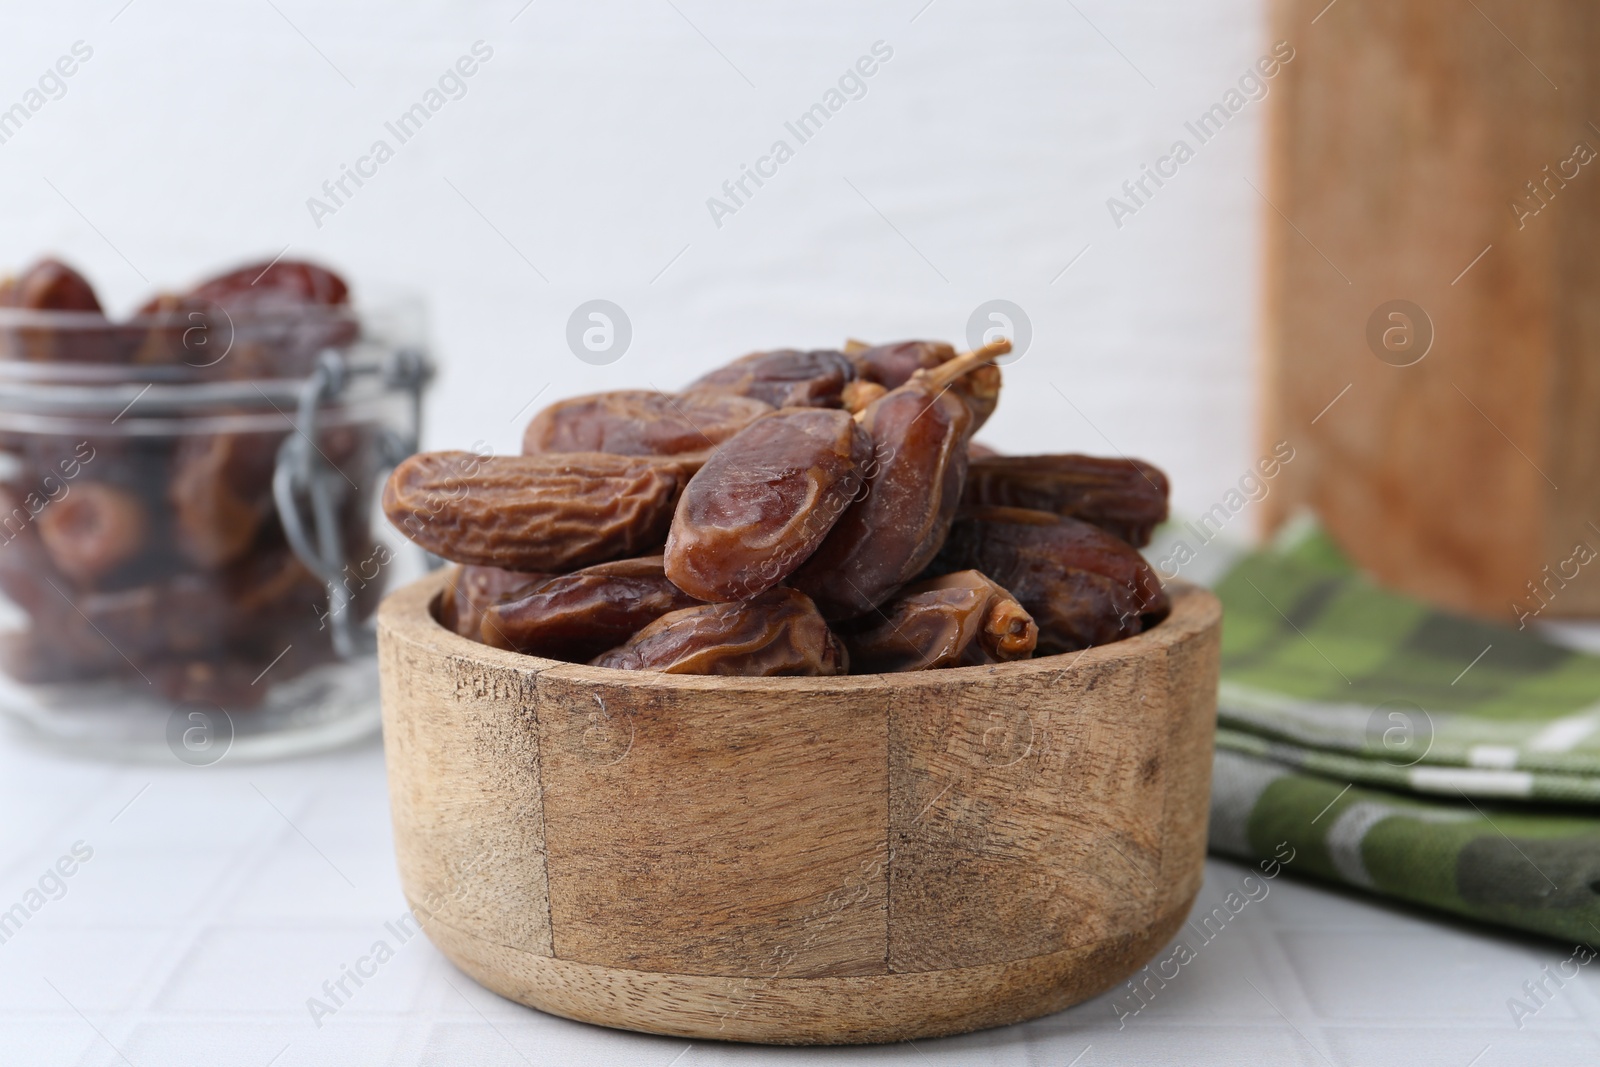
left=378, top=571, right=1221, bottom=1045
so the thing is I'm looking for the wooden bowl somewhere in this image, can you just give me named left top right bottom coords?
left=377, top=572, right=1221, bottom=1045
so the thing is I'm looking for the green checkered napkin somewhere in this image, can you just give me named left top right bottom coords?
left=1198, top=520, right=1600, bottom=943
left=1209, top=749, right=1600, bottom=945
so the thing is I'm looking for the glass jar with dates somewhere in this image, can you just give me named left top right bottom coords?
left=0, top=257, right=432, bottom=760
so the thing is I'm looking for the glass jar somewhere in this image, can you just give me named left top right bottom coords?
left=0, top=298, right=431, bottom=761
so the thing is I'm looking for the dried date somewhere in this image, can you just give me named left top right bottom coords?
left=7, top=573, right=230, bottom=678
left=438, top=565, right=551, bottom=640
left=0, top=258, right=103, bottom=312
left=521, top=390, right=771, bottom=459
left=222, top=547, right=329, bottom=640
left=36, top=480, right=150, bottom=584
left=849, top=339, right=998, bottom=432
left=0, top=484, right=69, bottom=614
left=135, top=259, right=355, bottom=373
left=684, top=348, right=856, bottom=409
left=849, top=340, right=953, bottom=390
left=963, top=453, right=1169, bottom=547
left=664, top=408, right=870, bottom=602
left=168, top=431, right=280, bottom=567
left=212, top=540, right=385, bottom=668
left=384, top=451, right=688, bottom=571
left=188, top=260, right=350, bottom=310
left=591, top=586, right=847, bottom=676
left=479, top=555, right=701, bottom=660
left=790, top=340, right=1010, bottom=619
left=930, top=505, right=1168, bottom=654
left=790, top=373, right=973, bottom=619
left=841, top=569, right=1037, bottom=672
left=230, top=301, right=360, bottom=377
left=0, top=258, right=119, bottom=363
left=71, top=576, right=231, bottom=661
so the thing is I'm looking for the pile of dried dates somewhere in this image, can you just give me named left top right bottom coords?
left=0, top=256, right=356, bottom=374
left=0, top=257, right=382, bottom=707
left=387, top=338, right=1171, bottom=676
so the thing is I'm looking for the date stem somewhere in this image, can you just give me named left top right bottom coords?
left=851, top=337, right=1010, bottom=423
left=921, top=337, right=1010, bottom=390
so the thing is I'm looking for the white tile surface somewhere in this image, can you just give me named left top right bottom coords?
left=1279, top=931, right=1585, bottom=1023
left=2, top=730, right=1597, bottom=1066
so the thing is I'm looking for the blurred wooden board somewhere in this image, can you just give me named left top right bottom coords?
left=1260, top=0, right=1600, bottom=620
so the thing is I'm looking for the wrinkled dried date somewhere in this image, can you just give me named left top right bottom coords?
left=168, top=431, right=280, bottom=568
left=1, top=258, right=103, bottom=313
left=0, top=258, right=118, bottom=363
left=479, top=555, right=701, bottom=660
left=684, top=348, right=856, bottom=409
left=188, top=260, right=350, bottom=310
left=930, top=505, right=1169, bottom=654
left=844, top=337, right=992, bottom=428
left=438, top=565, right=551, bottom=640
left=849, top=340, right=953, bottom=390
left=963, top=453, right=1169, bottom=547
left=857, top=337, right=992, bottom=428
left=36, top=480, right=151, bottom=584
left=841, top=569, right=1037, bottom=672
left=790, top=375, right=972, bottom=619
left=664, top=409, right=870, bottom=602
left=787, top=340, right=1007, bottom=619
left=134, top=258, right=356, bottom=373
left=384, top=451, right=688, bottom=571
left=849, top=339, right=998, bottom=432
left=591, top=586, right=847, bottom=676
left=521, top=390, right=771, bottom=459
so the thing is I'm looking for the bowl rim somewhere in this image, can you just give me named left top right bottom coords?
left=378, top=569, right=1221, bottom=694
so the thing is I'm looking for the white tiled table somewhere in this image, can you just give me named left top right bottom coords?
left=3, top=732, right=1597, bottom=1067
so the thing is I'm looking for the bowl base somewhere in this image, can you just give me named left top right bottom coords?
left=416, top=892, right=1196, bottom=1045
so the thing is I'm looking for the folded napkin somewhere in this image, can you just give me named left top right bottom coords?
left=1197, top=519, right=1600, bottom=944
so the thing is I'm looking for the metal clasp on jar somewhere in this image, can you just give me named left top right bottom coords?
left=274, top=346, right=433, bottom=659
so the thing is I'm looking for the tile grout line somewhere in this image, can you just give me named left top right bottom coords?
left=1257, top=894, right=1343, bottom=1063
left=0, top=768, right=128, bottom=886
left=69, top=774, right=351, bottom=1059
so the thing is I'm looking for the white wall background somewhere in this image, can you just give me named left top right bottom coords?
left=1, top=0, right=1270, bottom=522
